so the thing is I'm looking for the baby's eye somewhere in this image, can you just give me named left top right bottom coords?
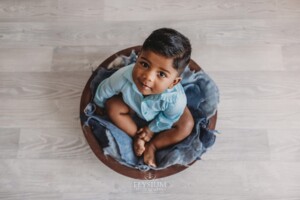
left=158, top=71, right=167, bottom=78
left=140, top=61, right=149, bottom=68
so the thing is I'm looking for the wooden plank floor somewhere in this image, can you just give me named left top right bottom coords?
left=0, top=0, right=300, bottom=199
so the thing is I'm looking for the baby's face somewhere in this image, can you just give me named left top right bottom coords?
left=132, top=50, right=181, bottom=95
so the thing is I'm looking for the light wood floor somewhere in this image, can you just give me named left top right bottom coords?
left=1, top=0, right=300, bottom=199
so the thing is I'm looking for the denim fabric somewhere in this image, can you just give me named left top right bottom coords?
left=181, top=67, right=219, bottom=119
left=85, top=115, right=138, bottom=166
left=83, top=52, right=220, bottom=171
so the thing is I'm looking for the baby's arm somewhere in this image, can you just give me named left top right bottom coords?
left=94, top=66, right=128, bottom=108
left=148, top=97, right=187, bottom=134
left=134, top=100, right=186, bottom=158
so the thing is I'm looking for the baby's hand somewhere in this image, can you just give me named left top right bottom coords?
left=137, top=126, right=154, bottom=142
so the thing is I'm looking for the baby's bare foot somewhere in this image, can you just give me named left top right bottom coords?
left=143, top=143, right=157, bottom=168
left=134, top=137, right=145, bottom=156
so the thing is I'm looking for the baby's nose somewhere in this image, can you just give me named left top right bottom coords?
left=143, top=71, right=155, bottom=82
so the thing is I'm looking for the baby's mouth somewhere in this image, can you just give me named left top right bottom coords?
left=140, top=81, right=151, bottom=90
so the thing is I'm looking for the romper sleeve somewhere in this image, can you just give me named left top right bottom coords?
left=93, top=66, right=129, bottom=107
left=148, top=94, right=187, bottom=133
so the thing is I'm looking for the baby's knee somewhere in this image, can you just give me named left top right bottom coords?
left=177, top=117, right=194, bottom=137
left=105, top=96, right=121, bottom=116
left=105, top=97, right=115, bottom=110
left=105, top=95, right=129, bottom=116
left=105, top=98, right=116, bottom=115
left=184, top=118, right=194, bottom=135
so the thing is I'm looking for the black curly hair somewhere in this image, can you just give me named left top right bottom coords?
left=142, top=28, right=192, bottom=74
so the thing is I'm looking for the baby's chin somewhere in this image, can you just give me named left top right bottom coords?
left=138, top=88, right=155, bottom=96
left=137, top=85, right=152, bottom=95
left=139, top=90, right=152, bottom=96
left=136, top=83, right=166, bottom=95
left=140, top=90, right=166, bottom=96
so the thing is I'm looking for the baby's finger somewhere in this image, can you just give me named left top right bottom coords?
left=138, top=132, right=146, bottom=139
left=144, top=135, right=151, bottom=142
left=137, top=128, right=143, bottom=134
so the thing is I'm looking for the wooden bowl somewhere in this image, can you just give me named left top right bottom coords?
left=79, top=46, right=217, bottom=179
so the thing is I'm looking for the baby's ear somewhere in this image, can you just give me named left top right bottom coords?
left=168, top=77, right=182, bottom=89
